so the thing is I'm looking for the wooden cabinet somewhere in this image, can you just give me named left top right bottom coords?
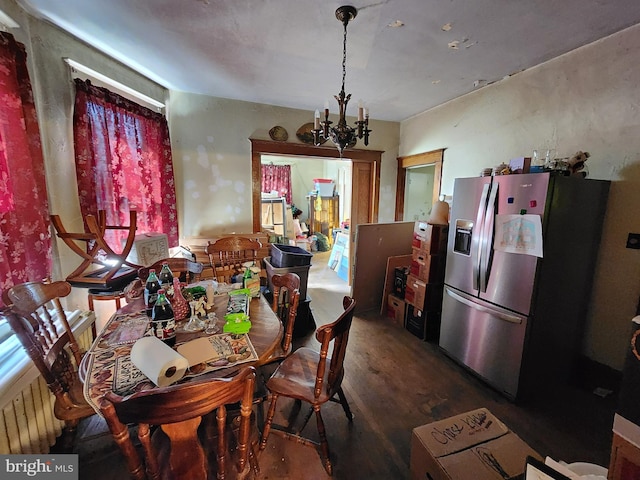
left=307, top=195, right=339, bottom=243
left=261, top=197, right=287, bottom=237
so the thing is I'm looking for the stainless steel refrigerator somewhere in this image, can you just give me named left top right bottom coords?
left=439, top=172, right=610, bottom=400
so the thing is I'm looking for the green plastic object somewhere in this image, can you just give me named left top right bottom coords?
left=223, top=313, right=251, bottom=334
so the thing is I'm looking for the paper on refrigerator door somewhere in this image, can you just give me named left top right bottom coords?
left=494, top=214, right=543, bottom=258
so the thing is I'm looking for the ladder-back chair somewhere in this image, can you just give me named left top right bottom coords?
left=100, top=367, right=258, bottom=480
left=125, top=257, right=205, bottom=302
left=3, top=281, right=95, bottom=438
left=259, top=296, right=357, bottom=475
left=253, top=272, right=301, bottom=429
left=206, top=237, right=262, bottom=284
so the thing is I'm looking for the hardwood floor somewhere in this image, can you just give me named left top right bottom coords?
left=67, top=250, right=617, bottom=479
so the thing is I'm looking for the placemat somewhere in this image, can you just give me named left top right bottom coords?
left=111, top=333, right=259, bottom=396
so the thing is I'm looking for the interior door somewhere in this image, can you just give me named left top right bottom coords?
left=347, top=159, right=376, bottom=285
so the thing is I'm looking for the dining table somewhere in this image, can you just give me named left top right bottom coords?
left=80, top=287, right=283, bottom=413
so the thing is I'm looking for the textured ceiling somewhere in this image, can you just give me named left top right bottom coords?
left=17, top=0, right=640, bottom=122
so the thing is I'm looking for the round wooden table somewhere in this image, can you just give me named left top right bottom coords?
left=80, top=293, right=283, bottom=413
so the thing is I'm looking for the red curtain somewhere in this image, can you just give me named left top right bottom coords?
left=73, top=79, right=178, bottom=251
left=0, top=32, right=52, bottom=306
left=261, top=164, right=292, bottom=204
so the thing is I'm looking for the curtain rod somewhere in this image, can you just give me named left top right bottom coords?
left=64, top=58, right=165, bottom=110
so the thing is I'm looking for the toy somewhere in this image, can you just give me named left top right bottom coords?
left=567, top=151, right=590, bottom=177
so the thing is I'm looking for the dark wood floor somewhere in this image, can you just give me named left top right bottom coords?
left=67, top=250, right=617, bottom=479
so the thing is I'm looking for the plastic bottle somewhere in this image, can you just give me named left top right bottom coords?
left=158, top=262, right=174, bottom=291
left=144, top=269, right=161, bottom=317
left=152, top=289, right=176, bottom=347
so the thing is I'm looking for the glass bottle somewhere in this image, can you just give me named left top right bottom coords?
left=158, top=262, right=174, bottom=291
left=171, top=277, right=189, bottom=321
left=152, top=289, right=176, bottom=347
left=144, top=269, right=161, bottom=317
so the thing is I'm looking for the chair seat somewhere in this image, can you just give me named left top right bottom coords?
left=54, top=381, right=95, bottom=422
left=267, top=347, right=340, bottom=405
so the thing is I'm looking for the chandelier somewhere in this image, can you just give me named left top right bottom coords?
left=312, top=5, right=371, bottom=156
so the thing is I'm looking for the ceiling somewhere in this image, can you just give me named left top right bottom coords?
left=16, top=0, right=640, bottom=122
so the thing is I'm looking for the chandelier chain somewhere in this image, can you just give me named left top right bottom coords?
left=341, top=20, right=347, bottom=94
left=312, top=5, right=370, bottom=156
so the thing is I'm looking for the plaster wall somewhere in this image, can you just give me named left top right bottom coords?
left=167, top=91, right=399, bottom=241
left=400, top=23, right=640, bottom=371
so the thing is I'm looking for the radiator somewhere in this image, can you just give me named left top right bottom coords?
left=0, top=326, right=94, bottom=454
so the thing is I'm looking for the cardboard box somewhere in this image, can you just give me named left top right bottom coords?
left=410, top=249, right=445, bottom=283
left=412, top=223, right=448, bottom=255
left=386, top=294, right=406, bottom=325
left=410, top=408, right=541, bottom=480
left=404, top=275, right=444, bottom=311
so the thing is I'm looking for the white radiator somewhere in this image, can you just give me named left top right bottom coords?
left=0, top=318, right=94, bottom=454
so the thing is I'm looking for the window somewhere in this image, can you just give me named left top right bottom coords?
left=72, top=79, right=179, bottom=250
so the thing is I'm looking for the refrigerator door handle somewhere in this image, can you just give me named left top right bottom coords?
left=445, top=287, right=522, bottom=324
left=479, top=181, right=498, bottom=292
left=472, top=183, right=491, bottom=291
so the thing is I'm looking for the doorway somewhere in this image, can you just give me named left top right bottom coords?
left=404, top=164, right=436, bottom=221
left=250, top=139, right=383, bottom=285
left=395, top=149, right=445, bottom=221
left=260, top=154, right=352, bottom=248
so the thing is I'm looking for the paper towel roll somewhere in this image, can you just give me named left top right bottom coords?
left=130, top=336, right=189, bottom=387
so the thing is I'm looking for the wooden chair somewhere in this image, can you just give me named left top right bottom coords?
left=267, top=272, right=301, bottom=364
left=99, top=367, right=258, bottom=480
left=253, top=272, right=301, bottom=428
left=124, top=258, right=204, bottom=302
left=206, top=237, right=262, bottom=284
left=50, top=210, right=141, bottom=290
left=138, top=257, right=204, bottom=284
left=2, top=281, right=96, bottom=441
left=259, top=296, right=357, bottom=475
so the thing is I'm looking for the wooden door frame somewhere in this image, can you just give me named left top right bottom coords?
left=395, top=148, right=445, bottom=221
left=250, top=139, right=383, bottom=233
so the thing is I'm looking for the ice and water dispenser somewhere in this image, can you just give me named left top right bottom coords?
left=453, top=219, right=473, bottom=256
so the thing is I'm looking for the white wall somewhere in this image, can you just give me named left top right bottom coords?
left=400, top=24, right=640, bottom=371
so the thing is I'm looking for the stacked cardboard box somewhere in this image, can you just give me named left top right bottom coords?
left=404, top=222, right=448, bottom=341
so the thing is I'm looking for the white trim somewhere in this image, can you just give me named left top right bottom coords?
left=0, top=310, right=95, bottom=410
left=64, top=58, right=165, bottom=112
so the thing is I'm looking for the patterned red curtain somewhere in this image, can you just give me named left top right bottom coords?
left=261, top=164, right=292, bottom=204
left=73, top=79, right=178, bottom=251
left=0, top=32, right=52, bottom=306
